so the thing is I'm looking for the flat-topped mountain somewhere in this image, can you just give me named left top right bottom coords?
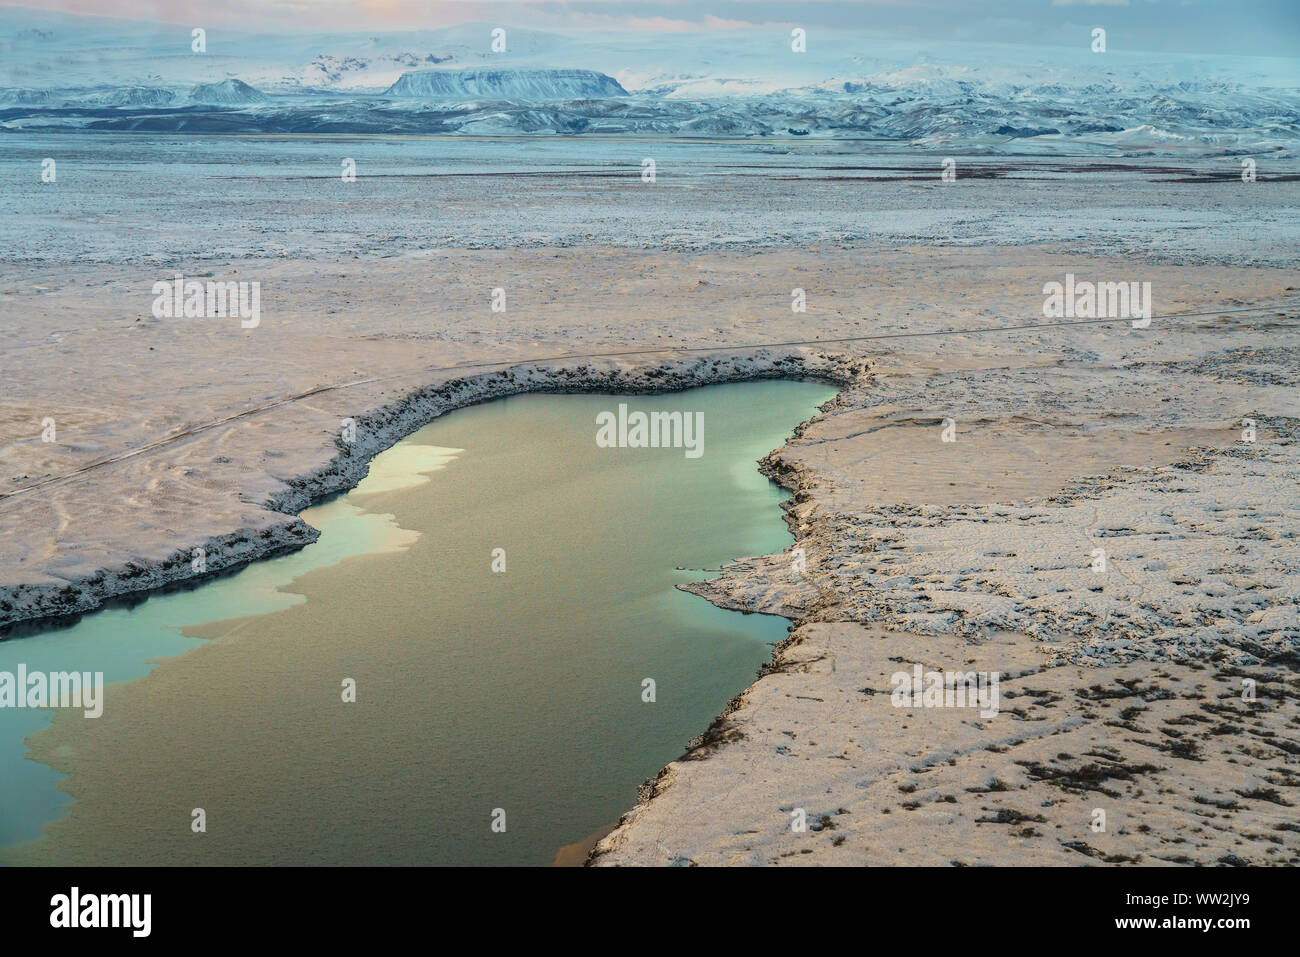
left=385, top=68, right=628, bottom=99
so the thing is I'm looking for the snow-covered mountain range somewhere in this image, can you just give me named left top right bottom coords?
left=1, top=7, right=1296, bottom=155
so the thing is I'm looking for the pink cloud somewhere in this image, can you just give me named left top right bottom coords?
left=0, top=0, right=785, bottom=31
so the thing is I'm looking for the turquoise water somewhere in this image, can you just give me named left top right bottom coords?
left=0, top=495, right=419, bottom=847
left=0, top=380, right=834, bottom=864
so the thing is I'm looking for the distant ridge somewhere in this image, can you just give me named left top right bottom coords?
left=385, top=68, right=628, bottom=99
left=189, top=78, right=267, bottom=104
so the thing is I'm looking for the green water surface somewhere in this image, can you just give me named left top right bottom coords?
left=0, top=380, right=833, bottom=865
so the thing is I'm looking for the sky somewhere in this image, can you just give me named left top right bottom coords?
left=1, top=0, right=1296, bottom=56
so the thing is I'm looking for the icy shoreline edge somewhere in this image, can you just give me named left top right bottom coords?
left=0, top=349, right=864, bottom=634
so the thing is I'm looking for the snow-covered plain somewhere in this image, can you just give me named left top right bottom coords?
left=3, top=134, right=1297, bottom=269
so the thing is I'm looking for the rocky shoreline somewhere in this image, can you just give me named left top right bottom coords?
left=590, top=313, right=1300, bottom=866
left=0, top=350, right=864, bottom=633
